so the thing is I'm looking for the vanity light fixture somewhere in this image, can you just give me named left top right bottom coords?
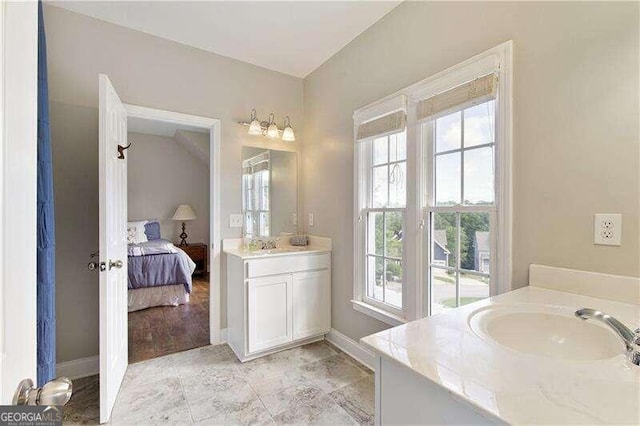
left=239, top=109, right=296, bottom=142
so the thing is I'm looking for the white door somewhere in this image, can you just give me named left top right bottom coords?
left=98, top=74, right=128, bottom=423
left=247, top=274, right=293, bottom=353
left=292, top=270, right=331, bottom=340
left=0, top=1, right=38, bottom=403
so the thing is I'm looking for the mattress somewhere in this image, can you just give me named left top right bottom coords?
left=128, top=284, right=190, bottom=312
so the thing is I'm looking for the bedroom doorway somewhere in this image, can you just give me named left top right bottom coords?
left=123, top=105, right=222, bottom=362
left=125, top=113, right=213, bottom=363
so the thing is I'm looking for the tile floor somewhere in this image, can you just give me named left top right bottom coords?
left=63, top=340, right=374, bottom=425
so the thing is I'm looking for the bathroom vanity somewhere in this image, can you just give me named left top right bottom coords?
left=224, top=237, right=332, bottom=362
left=361, top=265, right=640, bottom=425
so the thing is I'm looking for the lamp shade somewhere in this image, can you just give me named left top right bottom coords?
left=172, top=204, right=197, bottom=221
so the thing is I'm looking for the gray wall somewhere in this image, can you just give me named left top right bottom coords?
left=302, top=2, right=640, bottom=341
left=45, top=4, right=303, bottom=362
left=127, top=132, right=210, bottom=245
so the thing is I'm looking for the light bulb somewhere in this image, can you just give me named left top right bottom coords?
left=247, top=109, right=262, bottom=135
left=282, top=126, right=295, bottom=142
left=248, top=119, right=262, bottom=135
left=266, top=122, right=279, bottom=139
left=266, top=113, right=278, bottom=138
left=281, top=116, right=295, bottom=141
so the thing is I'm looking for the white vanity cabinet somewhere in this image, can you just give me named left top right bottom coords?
left=226, top=250, right=331, bottom=362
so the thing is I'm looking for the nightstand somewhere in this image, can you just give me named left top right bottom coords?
left=179, top=243, right=208, bottom=276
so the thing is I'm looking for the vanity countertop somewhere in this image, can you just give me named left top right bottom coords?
left=361, top=284, right=640, bottom=424
left=223, top=246, right=331, bottom=259
left=222, top=235, right=332, bottom=260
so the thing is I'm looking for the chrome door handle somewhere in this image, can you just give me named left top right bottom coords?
left=109, top=259, right=124, bottom=270
left=88, top=261, right=106, bottom=272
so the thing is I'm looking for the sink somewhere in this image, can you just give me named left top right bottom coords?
left=469, top=305, right=625, bottom=361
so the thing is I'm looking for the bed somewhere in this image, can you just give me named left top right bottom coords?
left=126, top=220, right=196, bottom=312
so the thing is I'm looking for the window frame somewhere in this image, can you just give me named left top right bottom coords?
left=424, top=104, right=497, bottom=315
left=353, top=41, right=513, bottom=324
left=356, top=130, right=409, bottom=323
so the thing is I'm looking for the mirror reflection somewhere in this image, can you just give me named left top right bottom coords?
left=241, top=147, right=297, bottom=238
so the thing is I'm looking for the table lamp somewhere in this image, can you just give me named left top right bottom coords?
left=172, top=204, right=197, bottom=246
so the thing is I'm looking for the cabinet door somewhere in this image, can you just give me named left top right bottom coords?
left=247, top=274, right=293, bottom=353
left=292, top=269, right=331, bottom=340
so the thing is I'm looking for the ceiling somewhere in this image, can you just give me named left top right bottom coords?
left=48, top=1, right=401, bottom=78
left=128, top=115, right=209, bottom=137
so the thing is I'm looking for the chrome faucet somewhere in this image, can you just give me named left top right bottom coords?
left=575, top=308, right=640, bottom=366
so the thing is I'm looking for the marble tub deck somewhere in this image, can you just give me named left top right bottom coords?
left=63, top=341, right=374, bottom=425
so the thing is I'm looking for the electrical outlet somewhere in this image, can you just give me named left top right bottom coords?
left=229, top=213, right=243, bottom=228
left=594, top=214, right=621, bottom=246
left=291, top=212, right=297, bottom=226
left=309, top=213, right=314, bottom=227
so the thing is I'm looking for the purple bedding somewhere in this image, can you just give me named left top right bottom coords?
left=127, top=239, right=195, bottom=293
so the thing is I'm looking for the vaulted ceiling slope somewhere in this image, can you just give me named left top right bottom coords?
left=48, top=1, right=402, bottom=78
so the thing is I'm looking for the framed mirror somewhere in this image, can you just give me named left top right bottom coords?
left=241, top=147, right=297, bottom=238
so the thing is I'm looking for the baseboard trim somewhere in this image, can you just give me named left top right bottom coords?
left=326, top=328, right=375, bottom=371
left=56, top=355, right=99, bottom=380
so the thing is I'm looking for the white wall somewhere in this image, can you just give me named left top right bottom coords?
left=128, top=132, right=209, bottom=245
left=302, top=1, right=640, bottom=341
left=45, top=4, right=303, bottom=363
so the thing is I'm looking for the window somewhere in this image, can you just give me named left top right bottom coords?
left=365, top=132, right=406, bottom=311
left=242, top=152, right=270, bottom=238
left=353, top=42, right=512, bottom=325
left=426, top=99, right=495, bottom=315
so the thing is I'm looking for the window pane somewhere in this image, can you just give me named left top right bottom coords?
left=463, top=147, right=494, bottom=205
left=367, top=212, right=384, bottom=256
left=431, top=267, right=456, bottom=315
left=373, top=137, right=388, bottom=165
left=431, top=212, right=457, bottom=268
left=260, top=186, right=270, bottom=211
left=435, top=152, right=461, bottom=206
left=464, top=100, right=495, bottom=148
left=244, top=212, right=254, bottom=237
left=385, top=259, right=403, bottom=309
left=389, top=132, right=406, bottom=162
left=372, top=165, right=388, bottom=207
left=385, top=212, right=403, bottom=258
left=367, top=255, right=384, bottom=302
left=435, top=111, right=461, bottom=153
left=459, top=273, right=489, bottom=307
left=259, top=212, right=270, bottom=237
left=388, top=162, right=406, bottom=207
left=460, top=212, right=490, bottom=272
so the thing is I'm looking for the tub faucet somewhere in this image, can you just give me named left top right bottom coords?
left=575, top=308, right=640, bottom=366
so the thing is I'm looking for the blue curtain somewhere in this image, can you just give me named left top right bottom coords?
left=37, top=0, right=56, bottom=386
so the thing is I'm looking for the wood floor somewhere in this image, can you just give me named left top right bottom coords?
left=128, top=276, right=210, bottom=363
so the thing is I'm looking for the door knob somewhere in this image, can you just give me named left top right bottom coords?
left=109, top=259, right=124, bottom=270
left=88, top=261, right=106, bottom=272
left=13, top=377, right=73, bottom=406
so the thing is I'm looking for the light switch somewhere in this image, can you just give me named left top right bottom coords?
left=309, top=213, right=314, bottom=227
left=594, top=214, right=622, bottom=246
left=229, top=213, right=243, bottom=228
left=291, top=212, right=297, bottom=226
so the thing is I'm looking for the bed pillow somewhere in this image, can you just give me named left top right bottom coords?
left=144, top=221, right=162, bottom=240
left=127, top=221, right=148, bottom=244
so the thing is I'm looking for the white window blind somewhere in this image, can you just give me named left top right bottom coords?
left=417, top=73, right=497, bottom=122
left=357, top=110, right=406, bottom=141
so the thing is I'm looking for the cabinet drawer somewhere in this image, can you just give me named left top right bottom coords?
left=246, top=253, right=330, bottom=278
